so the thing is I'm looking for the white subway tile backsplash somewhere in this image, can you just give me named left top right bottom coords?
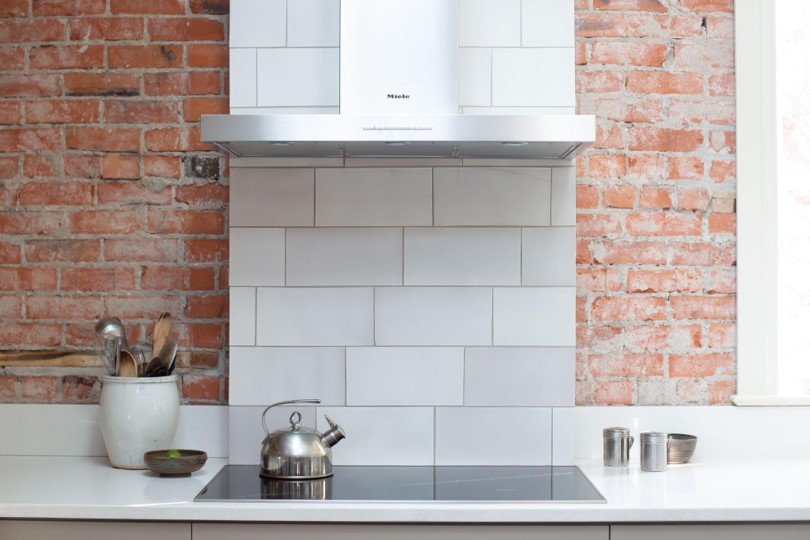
left=461, top=106, right=576, bottom=116
left=230, top=107, right=341, bottom=115
left=459, top=0, right=521, bottom=47
left=346, top=347, right=464, bottom=405
left=229, top=0, right=286, bottom=47
left=317, top=407, right=434, bottom=465
left=288, top=0, right=340, bottom=47
left=316, top=168, right=433, bottom=226
left=493, top=287, right=575, bottom=346
left=435, top=407, right=552, bottom=465
left=229, top=347, right=345, bottom=406
left=552, top=407, right=575, bottom=465
left=434, top=167, right=551, bottom=226
left=286, top=228, right=402, bottom=286
left=404, top=228, right=521, bottom=286
left=256, top=288, right=374, bottom=346
left=229, top=228, right=285, bottom=286
left=229, top=49, right=256, bottom=108
left=522, top=227, right=576, bottom=286
left=522, top=0, right=575, bottom=47
left=459, top=48, right=492, bottom=107
left=551, top=167, right=576, bottom=226
left=229, top=287, right=256, bottom=346
left=230, top=168, right=314, bottom=227
left=492, top=48, right=575, bottom=107
left=376, top=287, right=492, bottom=346
left=229, top=405, right=316, bottom=465
left=464, top=347, right=574, bottom=406
left=257, top=48, right=339, bottom=107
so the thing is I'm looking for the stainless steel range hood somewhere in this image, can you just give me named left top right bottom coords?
left=202, top=0, right=594, bottom=160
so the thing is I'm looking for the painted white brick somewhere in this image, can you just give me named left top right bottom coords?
left=229, top=405, right=316, bottom=465
left=522, top=0, right=575, bottom=47
left=286, top=228, right=402, bottom=286
left=229, top=0, right=286, bottom=48
left=230, top=168, right=314, bottom=227
left=229, top=228, right=285, bottom=286
left=552, top=407, right=575, bottom=465
left=376, top=287, right=492, bottom=345
left=346, top=347, right=464, bottom=405
left=464, top=347, right=574, bottom=406
left=316, top=168, right=432, bottom=226
left=459, top=0, right=521, bottom=47
left=256, top=288, right=373, bottom=346
left=551, top=167, right=576, bottom=226
left=317, top=407, right=434, bottom=465
left=434, top=167, right=551, bottom=226
left=229, top=287, right=256, bottom=346
left=522, top=227, right=576, bottom=286
left=404, top=228, right=521, bottom=285
left=436, top=407, right=552, bottom=465
left=288, top=0, right=340, bottom=47
left=459, top=48, right=491, bottom=107
left=228, top=347, right=345, bottom=406
left=257, top=48, right=339, bottom=107
left=493, top=287, right=575, bottom=346
left=492, top=48, right=575, bottom=107
left=229, top=49, right=256, bottom=108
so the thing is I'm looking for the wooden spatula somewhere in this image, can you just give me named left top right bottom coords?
left=151, top=312, right=172, bottom=363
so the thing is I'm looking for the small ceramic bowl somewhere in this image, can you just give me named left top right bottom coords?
left=143, top=449, right=207, bottom=477
left=667, top=433, right=697, bottom=464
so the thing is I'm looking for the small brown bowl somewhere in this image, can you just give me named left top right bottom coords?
left=144, top=449, right=207, bottom=477
left=667, top=433, right=697, bottom=464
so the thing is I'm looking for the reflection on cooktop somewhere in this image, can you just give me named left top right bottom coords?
left=195, top=465, right=606, bottom=503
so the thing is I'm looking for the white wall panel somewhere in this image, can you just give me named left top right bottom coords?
left=493, top=287, right=575, bottom=346
left=257, top=48, right=339, bottom=107
left=288, top=0, right=340, bottom=47
left=230, top=168, right=314, bottom=227
left=492, top=48, right=575, bottom=107
left=459, top=0, right=521, bottom=47
left=229, top=287, right=256, bottom=346
left=229, top=228, right=285, bottom=287
left=229, top=0, right=286, bottom=47
left=522, top=227, right=576, bottom=287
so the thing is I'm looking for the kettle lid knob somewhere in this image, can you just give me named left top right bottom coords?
left=289, top=411, right=302, bottom=431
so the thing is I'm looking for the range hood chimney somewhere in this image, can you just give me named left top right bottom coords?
left=202, top=0, right=594, bottom=160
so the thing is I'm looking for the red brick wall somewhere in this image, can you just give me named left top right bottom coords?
left=575, top=0, right=736, bottom=405
left=0, top=0, right=736, bottom=405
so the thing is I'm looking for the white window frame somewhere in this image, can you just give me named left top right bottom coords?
left=733, top=0, right=810, bottom=405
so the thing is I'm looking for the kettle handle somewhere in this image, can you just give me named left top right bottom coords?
left=261, top=399, right=321, bottom=436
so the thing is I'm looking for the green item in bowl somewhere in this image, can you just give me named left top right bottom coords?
left=144, top=449, right=207, bottom=476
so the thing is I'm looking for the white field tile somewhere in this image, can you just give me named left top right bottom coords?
left=257, top=48, right=339, bottom=107
left=459, top=0, right=521, bottom=47
left=346, top=347, right=464, bottom=405
left=229, top=49, right=256, bottom=108
left=552, top=407, right=575, bottom=465
left=316, top=168, right=432, bottom=226
left=317, top=407, right=434, bottom=465
left=256, top=288, right=373, bottom=346
left=404, top=228, right=521, bottom=286
left=228, top=347, right=345, bottom=406
left=551, top=167, right=576, bottom=226
left=522, top=227, right=576, bottom=286
left=229, top=228, right=285, bottom=286
left=436, top=407, right=552, bottom=465
left=459, top=48, right=492, bottom=107
left=286, top=228, right=402, bottom=286
left=492, top=48, right=575, bottom=107
left=288, top=0, right=340, bottom=47
left=229, top=287, right=256, bottom=346
left=229, top=0, right=286, bottom=47
left=493, top=287, right=575, bottom=346
left=434, top=167, right=551, bottom=226
left=464, top=347, right=574, bottom=406
left=229, top=405, right=316, bottom=465
left=230, top=168, right=314, bottom=227
left=461, top=106, right=575, bottom=115
left=376, top=287, right=492, bottom=346
left=522, top=0, right=575, bottom=47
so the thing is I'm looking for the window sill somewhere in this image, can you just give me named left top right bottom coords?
left=732, top=394, right=810, bottom=406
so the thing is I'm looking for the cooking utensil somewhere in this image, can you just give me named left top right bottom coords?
left=163, top=339, right=178, bottom=375
left=667, top=433, right=697, bottom=464
left=144, top=357, right=165, bottom=377
left=151, top=312, right=172, bottom=363
left=117, top=349, right=139, bottom=378
left=94, top=317, right=128, bottom=376
left=129, top=341, right=152, bottom=376
left=260, top=399, right=346, bottom=479
left=603, top=427, right=634, bottom=467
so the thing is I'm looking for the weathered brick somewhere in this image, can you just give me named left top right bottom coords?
left=0, top=0, right=27, bottom=18
left=30, top=45, right=105, bottom=70
left=628, top=128, right=704, bottom=152
left=175, top=182, right=229, bottom=206
left=184, top=97, right=228, bottom=121
left=69, top=209, right=143, bottom=234
left=576, top=12, right=625, bottom=37
left=0, top=19, right=65, bottom=42
left=627, top=71, right=703, bottom=95
left=20, top=182, right=94, bottom=206
left=109, top=44, right=182, bottom=69
left=182, top=374, right=221, bottom=403
left=64, top=73, right=140, bottom=97
left=0, top=323, right=61, bottom=347
left=627, top=269, right=702, bottom=293
left=62, top=267, right=137, bottom=291
left=26, top=239, right=101, bottom=263
left=594, top=381, right=633, bottom=405
left=587, top=154, right=626, bottom=179
left=591, top=42, right=669, bottom=66
left=149, top=18, right=225, bottom=41
left=0, top=127, right=61, bottom=152
left=639, top=186, right=674, bottom=209
left=23, top=155, right=61, bottom=178
left=33, top=0, right=106, bottom=16
left=624, top=325, right=702, bottom=351
left=27, top=296, right=103, bottom=320
left=102, top=155, right=140, bottom=179
left=187, top=44, right=228, bottom=68
left=593, top=0, right=666, bottom=12
left=19, top=376, right=61, bottom=402
left=144, top=72, right=221, bottom=96
left=592, top=240, right=668, bottom=265
left=25, top=100, right=100, bottom=124
left=141, top=266, right=216, bottom=290
left=144, top=155, right=181, bottom=178
left=147, top=209, right=225, bottom=235
left=589, top=354, right=664, bottom=377
left=190, top=0, right=228, bottom=14
left=185, top=294, right=228, bottom=318
left=66, top=127, right=141, bottom=152
left=670, top=353, right=734, bottom=378
left=671, top=295, right=735, bottom=320
left=69, top=17, right=145, bottom=41
left=626, top=212, right=702, bottom=236
left=105, top=100, right=181, bottom=124
left=591, top=296, right=667, bottom=321
left=104, top=238, right=179, bottom=262
left=184, top=238, right=228, bottom=263
left=577, top=213, right=622, bottom=237
left=111, top=0, right=184, bottom=14
left=603, top=184, right=635, bottom=208
left=577, top=267, right=624, bottom=293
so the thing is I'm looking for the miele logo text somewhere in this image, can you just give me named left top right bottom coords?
left=387, top=93, right=410, bottom=99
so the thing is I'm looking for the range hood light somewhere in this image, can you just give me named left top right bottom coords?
left=270, top=142, right=293, bottom=146
left=503, top=142, right=529, bottom=147
left=385, top=141, right=411, bottom=146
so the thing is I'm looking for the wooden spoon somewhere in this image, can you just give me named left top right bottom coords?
left=117, top=349, right=139, bottom=378
left=151, top=312, right=172, bottom=362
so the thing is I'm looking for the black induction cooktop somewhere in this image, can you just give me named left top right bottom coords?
left=195, top=465, right=605, bottom=503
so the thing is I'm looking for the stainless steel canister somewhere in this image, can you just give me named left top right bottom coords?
left=603, top=427, right=634, bottom=467
left=640, top=431, right=668, bottom=472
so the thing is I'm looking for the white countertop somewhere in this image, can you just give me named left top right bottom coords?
left=2, top=456, right=810, bottom=523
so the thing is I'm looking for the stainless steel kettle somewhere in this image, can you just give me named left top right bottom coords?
left=259, top=399, right=346, bottom=480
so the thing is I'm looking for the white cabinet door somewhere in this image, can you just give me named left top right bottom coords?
left=193, top=523, right=608, bottom=540
left=0, top=521, right=190, bottom=540
left=612, top=524, right=810, bottom=540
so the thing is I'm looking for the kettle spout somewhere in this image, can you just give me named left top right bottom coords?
left=320, top=415, right=346, bottom=448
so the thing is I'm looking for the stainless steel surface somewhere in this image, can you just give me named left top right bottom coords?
left=603, top=427, right=634, bottom=467
left=94, top=317, right=129, bottom=376
left=260, top=476, right=331, bottom=500
left=201, top=114, right=596, bottom=160
left=667, top=433, right=697, bottom=464
left=259, top=399, right=346, bottom=480
left=640, top=432, right=668, bottom=472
